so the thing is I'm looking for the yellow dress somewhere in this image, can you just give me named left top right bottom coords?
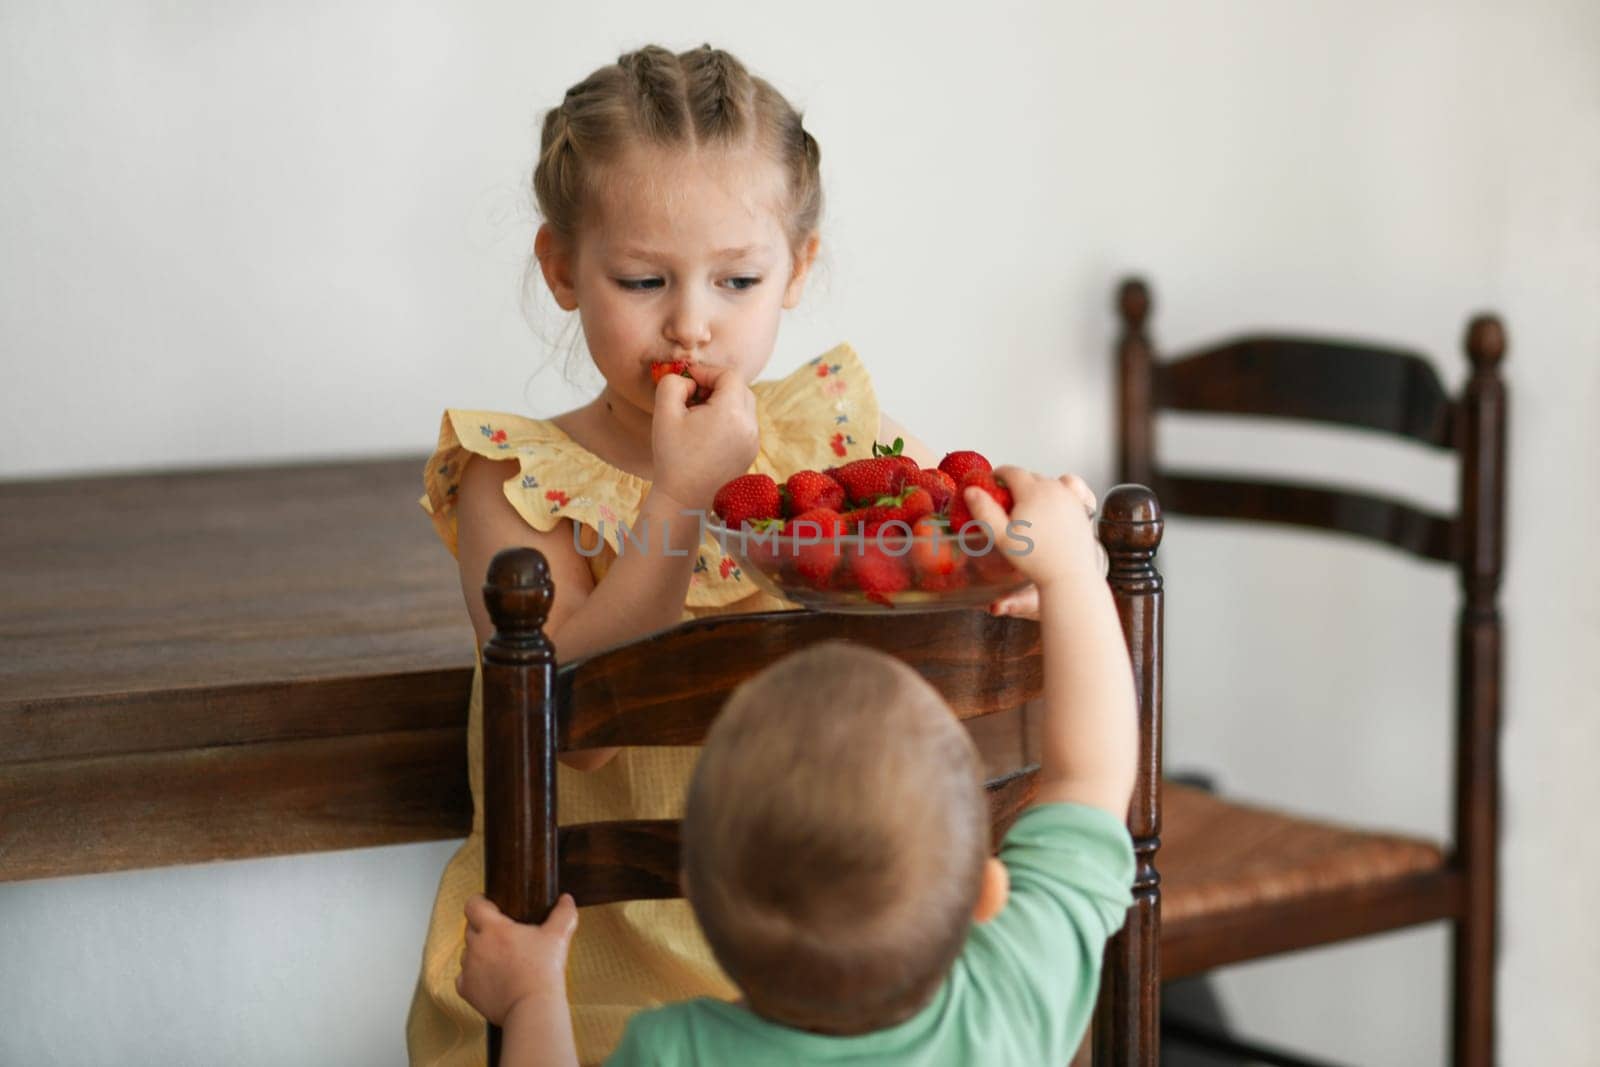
left=406, top=342, right=881, bottom=1066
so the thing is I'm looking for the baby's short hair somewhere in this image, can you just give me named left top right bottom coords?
left=681, top=640, right=989, bottom=1034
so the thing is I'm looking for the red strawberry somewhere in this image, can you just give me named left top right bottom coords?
left=831, top=458, right=908, bottom=505
left=649, top=360, right=710, bottom=405
left=782, top=507, right=845, bottom=588
left=909, top=468, right=958, bottom=513
left=784, top=470, right=846, bottom=516
left=713, top=474, right=781, bottom=529
left=830, top=437, right=918, bottom=505
left=649, top=359, right=688, bottom=384
left=909, top=517, right=961, bottom=579
left=947, top=470, right=1013, bottom=533
left=850, top=544, right=911, bottom=607
left=938, top=450, right=992, bottom=486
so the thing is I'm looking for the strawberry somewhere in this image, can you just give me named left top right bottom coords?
left=713, top=474, right=782, bottom=529
left=909, top=468, right=958, bottom=513
left=947, top=469, right=1013, bottom=533
left=783, top=470, right=846, bottom=516
left=831, top=459, right=907, bottom=506
left=909, top=517, right=961, bottom=579
left=938, top=450, right=992, bottom=486
left=782, top=507, right=845, bottom=588
left=649, top=360, right=710, bottom=405
left=849, top=543, right=911, bottom=607
left=865, top=486, right=935, bottom=530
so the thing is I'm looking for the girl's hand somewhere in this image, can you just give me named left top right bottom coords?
left=967, top=471, right=1102, bottom=601
left=651, top=364, right=760, bottom=510
left=456, top=893, right=579, bottom=1027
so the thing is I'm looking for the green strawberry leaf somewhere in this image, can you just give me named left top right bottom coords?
left=871, top=437, right=905, bottom=458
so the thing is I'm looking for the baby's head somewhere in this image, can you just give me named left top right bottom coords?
left=682, top=641, right=1005, bottom=1035
left=529, top=44, right=823, bottom=401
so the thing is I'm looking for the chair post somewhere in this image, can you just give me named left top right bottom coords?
left=480, top=546, right=560, bottom=1067
left=1092, top=485, right=1164, bottom=1067
left=1453, top=315, right=1506, bottom=1067
left=1116, top=278, right=1156, bottom=488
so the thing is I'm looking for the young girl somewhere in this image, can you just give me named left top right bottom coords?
left=406, top=44, right=944, bottom=1066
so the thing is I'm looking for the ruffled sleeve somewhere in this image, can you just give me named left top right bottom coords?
left=418, top=410, right=649, bottom=563
left=751, top=341, right=882, bottom=478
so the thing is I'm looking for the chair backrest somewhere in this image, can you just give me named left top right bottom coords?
left=478, top=483, right=1166, bottom=1067
left=1112, top=276, right=1506, bottom=1057
left=1113, top=276, right=1506, bottom=570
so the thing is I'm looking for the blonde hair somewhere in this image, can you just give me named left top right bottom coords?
left=681, top=641, right=990, bottom=1034
left=534, top=43, right=823, bottom=254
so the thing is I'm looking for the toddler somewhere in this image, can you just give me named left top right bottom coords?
left=457, top=469, right=1139, bottom=1065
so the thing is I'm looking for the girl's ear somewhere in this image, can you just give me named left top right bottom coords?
left=535, top=223, right=581, bottom=311
left=781, top=232, right=821, bottom=309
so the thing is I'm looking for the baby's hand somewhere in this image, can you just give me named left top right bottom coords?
left=651, top=364, right=760, bottom=511
left=456, top=893, right=578, bottom=1027
left=965, top=469, right=1101, bottom=594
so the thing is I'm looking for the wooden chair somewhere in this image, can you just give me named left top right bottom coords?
left=1113, top=276, right=1505, bottom=1066
left=475, top=484, right=1167, bottom=1066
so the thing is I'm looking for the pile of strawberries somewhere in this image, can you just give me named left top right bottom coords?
left=710, top=440, right=1018, bottom=606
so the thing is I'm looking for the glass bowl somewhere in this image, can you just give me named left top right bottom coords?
left=705, top=519, right=1030, bottom=614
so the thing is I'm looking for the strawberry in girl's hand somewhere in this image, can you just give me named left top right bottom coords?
left=938, top=450, right=992, bottom=486
left=908, top=468, right=958, bottom=513
left=713, top=474, right=782, bottom=529
left=650, top=360, right=711, bottom=405
left=947, top=470, right=1013, bottom=533
left=783, top=470, right=845, bottom=516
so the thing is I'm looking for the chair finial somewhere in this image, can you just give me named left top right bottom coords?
left=1097, top=483, right=1164, bottom=556
left=484, top=546, right=555, bottom=638
left=1465, top=314, right=1505, bottom=370
left=1117, top=277, right=1151, bottom=330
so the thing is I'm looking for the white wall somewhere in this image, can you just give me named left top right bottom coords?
left=3, top=2, right=1596, bottom=1064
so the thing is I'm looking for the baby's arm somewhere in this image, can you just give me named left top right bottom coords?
left=456, top=894, right=581, bottom=1067
left=963, top=471, right=1138, bottom=818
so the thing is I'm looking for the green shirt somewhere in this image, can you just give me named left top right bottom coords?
left=606, top=802, right=1135, bottom=1066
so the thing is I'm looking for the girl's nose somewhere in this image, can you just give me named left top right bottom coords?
left=663, top=292, right=711, bottom=351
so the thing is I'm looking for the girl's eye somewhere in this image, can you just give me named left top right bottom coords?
left=614, top=276, right=762, bottom=293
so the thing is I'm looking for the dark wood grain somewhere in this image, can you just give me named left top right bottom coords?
left=1094, top=486, right=1164, bottom=1067
left=0, top=727, right=471, bottom=881
left=1115, top=276, right=1507, bottom=1067
left=560, top=610, right=1043, bottom=751
left=1154, top=336, right=1456, bottom=447
left=555, top=769, right=1042, bottom=907
left=1452, top=315, right=1505, bottom=1067
left=0, top=455, right=474, bottom=703
left=1152, top=473, right=1458, bottom=563
left=0, top=455, right=480, bottom=883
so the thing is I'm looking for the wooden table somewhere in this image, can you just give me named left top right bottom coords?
left=0, top=456, right=477, bottom=881
left=0, top=455, right=1037, bottom=883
